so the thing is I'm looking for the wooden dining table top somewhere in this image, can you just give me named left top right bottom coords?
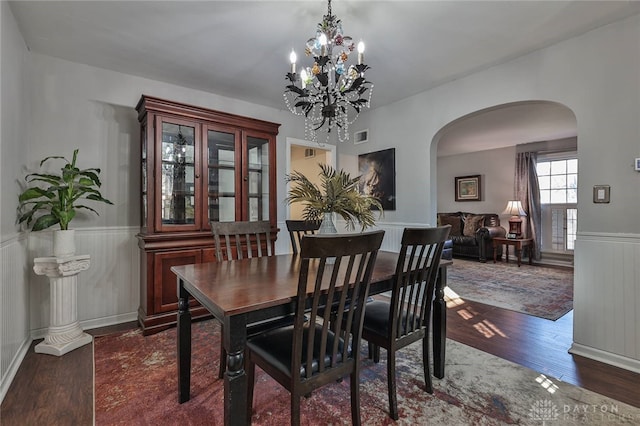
left=171, top=251, right=403, bottom=317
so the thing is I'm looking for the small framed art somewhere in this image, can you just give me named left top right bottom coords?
left=455, top=175, right=482, bottom=201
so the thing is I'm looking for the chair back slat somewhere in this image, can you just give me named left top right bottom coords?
left=210, top=221, right=273, bottom=261
left=389, top=226, right=451, bottom=340
left=286, top=220, right=321, bottom=254
left=294, top=231, right=385, bottom=380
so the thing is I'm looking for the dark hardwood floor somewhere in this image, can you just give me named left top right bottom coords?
left=446, top=299, right=640, bottom=408
left=2, top=301, right=638, bottom=424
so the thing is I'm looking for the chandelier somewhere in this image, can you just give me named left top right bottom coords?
left=284, top=0, right=373, bottom=143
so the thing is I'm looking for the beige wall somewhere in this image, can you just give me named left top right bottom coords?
left=437, top=145, right=516, bottom=225
left=289, top=145, right=331, bottom=220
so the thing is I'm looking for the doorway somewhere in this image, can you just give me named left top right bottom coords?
left=285, top=137, right=337, bottom=220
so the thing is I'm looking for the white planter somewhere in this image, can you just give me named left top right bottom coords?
left=53, top=229, right=76, bottom=257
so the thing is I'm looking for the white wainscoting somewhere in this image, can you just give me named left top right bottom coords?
left=28, top=227, right=140, bottom=338
left=570, top=232, right=640, bottom=373
left=1, top=233, right=30, bottom=403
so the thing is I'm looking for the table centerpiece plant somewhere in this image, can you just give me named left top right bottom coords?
left=17, top=148, right=113, bottom=257
left=285, top=163, right=383, bottom=232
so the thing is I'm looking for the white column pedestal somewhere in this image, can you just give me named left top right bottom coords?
left=33, top=254, right=92, bottom=356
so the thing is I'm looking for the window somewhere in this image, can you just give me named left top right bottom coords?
left=537, top=158, right=577, bottom=204
left=537, top=156, right=577, bottom=253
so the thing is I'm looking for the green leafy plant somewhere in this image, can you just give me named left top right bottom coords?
left=285, top=164, right=383, bottom=231
left=18, top=149, right=113, bottom=231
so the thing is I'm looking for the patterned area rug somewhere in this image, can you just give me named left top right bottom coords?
left=94, top=320, right=639, bottom=425
left=446, top=258, right=573, bottom=320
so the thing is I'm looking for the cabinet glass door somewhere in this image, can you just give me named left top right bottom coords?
left=245, top=135, right=270, bottom=222
left=207, top=128, right=240, bottom=223
left=159, top=120, right=197, bottom=229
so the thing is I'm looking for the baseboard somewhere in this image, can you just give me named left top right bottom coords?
left=569, top=343, right=640, bottom=374
left=30, top=312, right=138, bottom=340
left=0, top=337, right=32, bottom=404
left=82, top=312, right=139, bottom=331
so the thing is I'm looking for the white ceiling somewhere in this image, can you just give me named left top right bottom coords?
left=9, top=1, right=640, bottom=153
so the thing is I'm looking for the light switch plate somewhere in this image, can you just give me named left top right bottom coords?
left=593, top=185, right=610, bottom=203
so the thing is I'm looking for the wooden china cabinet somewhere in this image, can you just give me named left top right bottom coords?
left=135, top=95, right=280, bottom=334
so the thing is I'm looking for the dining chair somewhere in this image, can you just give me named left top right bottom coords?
left=285, top=219, right=321, bottom=254
left=362, top=225, right=451, bottom=420
left=210, top=220, right=284, bottom=378
left=245, top=230, right=385, bottom=426
left=210, top=220, right=274, bottom=261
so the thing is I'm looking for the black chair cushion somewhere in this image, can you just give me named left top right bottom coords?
left=362, top=300, right=421, bottom=337
left=246, top=314, right=297, bottom=338
left=247, top=322, right=349, bottom=378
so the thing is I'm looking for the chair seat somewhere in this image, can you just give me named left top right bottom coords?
left=247, top=322, right=349, bottom=378
left=246, top=314, right=298, bottom=338
left=362, top=300, right=421, bottom=337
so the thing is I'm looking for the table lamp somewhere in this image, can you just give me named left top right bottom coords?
left=502, top=200, right=527, bottom=238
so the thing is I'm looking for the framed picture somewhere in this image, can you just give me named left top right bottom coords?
left=593, top=185, right=610, bottom=203
left=455, top=175, right=482, bottom=201
left=358, top=148, right=396, bottom=210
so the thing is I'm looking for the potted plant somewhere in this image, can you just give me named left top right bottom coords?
left=18, top=148, right=113, bottom=257
left=285, top=164, right=383, bottom=232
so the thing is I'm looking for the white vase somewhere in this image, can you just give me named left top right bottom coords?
left=53, top=229, right=76, bottom=258
left=319, top=214, right=337, bottom=264
left=319, top=214, right=337, bottom=234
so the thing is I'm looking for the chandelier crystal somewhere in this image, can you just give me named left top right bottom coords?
left=284, top=0, right=373, bottom=143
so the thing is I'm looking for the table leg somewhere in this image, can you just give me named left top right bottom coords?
left=224, top=315, right=248, bottom=426
left=528, top=242, right=534, bottom=265
left=493, top=244, right=498, bottom=263
left=433, top=265, right=448, bottom=379
left=177, top=279, right=192, bottom=403
left=516, top=244, right=522, bottom=267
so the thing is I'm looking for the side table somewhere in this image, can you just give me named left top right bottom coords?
left=493, top=237, right=534, bottom=267
left=33, top=254, right=92, bottom=356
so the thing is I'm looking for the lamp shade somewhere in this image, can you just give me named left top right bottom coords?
left=502, top=200, right=527, bottom=216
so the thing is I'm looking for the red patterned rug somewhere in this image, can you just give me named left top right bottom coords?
left=446, top=258, right=573, bottom=320
left=94, top=320, right=639, bottom=425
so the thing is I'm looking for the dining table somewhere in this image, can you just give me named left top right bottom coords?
left=172, top=251, right=452, bottom=426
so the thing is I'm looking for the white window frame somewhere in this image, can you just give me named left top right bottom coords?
left=537, top=153, right=577, bottom=254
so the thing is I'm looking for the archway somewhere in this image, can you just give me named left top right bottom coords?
left=433, top=100, right=577, bottom=266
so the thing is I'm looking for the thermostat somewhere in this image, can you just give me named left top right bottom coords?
left=635, top=158, right=640, bottom=171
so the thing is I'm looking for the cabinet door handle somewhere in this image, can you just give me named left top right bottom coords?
left=195, top=174, right=200, bottom=178
left=244, top=176, right=248, bottom=181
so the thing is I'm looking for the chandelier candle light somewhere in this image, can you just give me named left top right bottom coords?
left=284, top=0, right=373, bottom=143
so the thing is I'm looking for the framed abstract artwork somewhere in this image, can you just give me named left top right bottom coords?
left=455, top=175, right=481, bottom=201
left=358, top=148, right=396, bottom=210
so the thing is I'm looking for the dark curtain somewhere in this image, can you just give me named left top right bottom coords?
left=515, top=152, right=541, bottom=260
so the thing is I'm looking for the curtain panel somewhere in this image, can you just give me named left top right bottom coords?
left=515, top=152, right=541, bottom=260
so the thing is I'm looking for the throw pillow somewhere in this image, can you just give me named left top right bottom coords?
left=439, top=215, right=461, bottom=236
left=463, top=214, right=485, bottom=237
